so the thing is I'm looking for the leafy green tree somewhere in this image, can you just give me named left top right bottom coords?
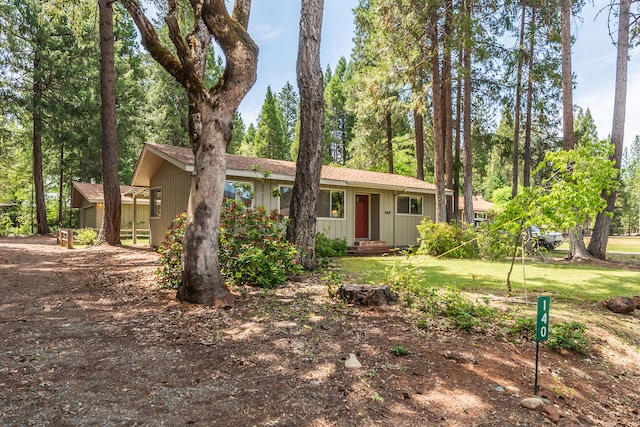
left=323, top=57, right=355, bottom=165
left=277, top=82, right=299, bottom=150
left=227, top=112, right=246, bottom=154
left=254, top=86, right=289, bottom=160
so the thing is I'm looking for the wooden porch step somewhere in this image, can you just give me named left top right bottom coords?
left=347, top=241, right=393, bottom=255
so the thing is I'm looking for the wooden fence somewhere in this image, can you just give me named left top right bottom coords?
left=58, top=228, right=74, bottom=249
left=58, top=228, right=150, bottom=248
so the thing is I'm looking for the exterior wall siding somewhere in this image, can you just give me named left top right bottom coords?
left=148, top=162, right=438, bottom=249
left=150, top=163, right=191, bottom=247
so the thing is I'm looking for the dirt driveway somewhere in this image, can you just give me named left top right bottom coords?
left=0, top=236, right=638, bottom=426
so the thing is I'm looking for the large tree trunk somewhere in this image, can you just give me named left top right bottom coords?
left=453, top=48, right=462, bottom=221
left=588, top=0, right=629, bottom=259
left=523, top=7, right=536, bottom=188
left=385, top=110, right=394, bottom=174
left=414, top=109, right=425, bottom=181
left=560, top=0, right=589, bottom=260
left=560, top=0, right=575, bottom=151
left=443, top=0, right=453, bottom=221
left=58, top=138, right=64, bottom=229
left=430, top=7, right=446, bottom=223
left=512, top=1, right=525, bottom=198
left=121, top=0, right=258, bottom=306
left=287, top=0, right=324, bottom=270
left=98, top=0, right=121, bottom=245
left=462, top=6, right=473, bottom=225
left=33, top=49, right=50, bottom=235
left=180, top=102, right=234, bottom=305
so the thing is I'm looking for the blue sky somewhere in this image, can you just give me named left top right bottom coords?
left=239, top=0, right=638, bottom=148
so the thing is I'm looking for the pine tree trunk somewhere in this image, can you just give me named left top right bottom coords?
left=560, top=0, right=589, bottom=259
left=443, top=0, right=453, bottom=221
left=414, top=109, right=425, bottom=181
left=560, top=0, right=575, bottom=151
left=33, top=50, right=49, bottom=235
left=523, top=8, right=536, bottom=188
left=462, top=9, right=473, bottom=225
left=512, top=1, right=525, bottom=198
left=588, top=0, right=629, bottom=259
left=98, top=0, right=121, bottom=245
left=430, top=7, right=446, bottom=223
left=453, top=48, right=462, bottom=221
left=58, top=138, right=64, bottom=228
left=287, top=0, right=324, bottom=270
left=385, top=110, right=394, bottom=174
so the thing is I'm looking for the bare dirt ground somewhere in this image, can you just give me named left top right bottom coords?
left=1, top=236, right=639, bottom=426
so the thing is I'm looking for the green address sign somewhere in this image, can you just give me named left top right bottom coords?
left=536, top=296, right=550, bottom=341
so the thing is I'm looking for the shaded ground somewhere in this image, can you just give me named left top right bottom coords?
left=1, top=236, right=639, bottom=426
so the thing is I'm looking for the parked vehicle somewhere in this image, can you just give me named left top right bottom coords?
left=529, top=226, right=564, bottom=250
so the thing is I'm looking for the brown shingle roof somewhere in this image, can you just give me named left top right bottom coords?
left=458, top=195, right=494, bottom=212
left=71, top=182, right=144, bottom=208
left=146, top=142, right=444, bottom=194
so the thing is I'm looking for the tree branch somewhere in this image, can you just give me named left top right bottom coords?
left=119, top=0, right=185, bottom=84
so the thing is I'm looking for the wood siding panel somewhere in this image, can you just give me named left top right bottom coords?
left=150, top=162, right=191, bottom=247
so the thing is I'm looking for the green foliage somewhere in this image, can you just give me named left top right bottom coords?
left=416, top=219, right=477, bottom=258
left=156, top=212, right=186, bottom=289
left=157, top=201, right=302, bottom=289
left=383, top=261, right=498, bottom=332
left=315, top=233, right=347, bottom=258
left=476, top=222, right=518, bottom=260
left=75, top=227, right=97, bottom=246
left=509, top=316, right=536, bottom=340
left=390, top=345, right=410, bottom=356
left=253, top=86, right=289, bottom=160
left=548, top=321, right=590, bottom=354
left=219, top=200, right=301, bottom=288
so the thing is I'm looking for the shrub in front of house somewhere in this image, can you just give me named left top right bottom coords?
left=76, top=227, right=98, bottom=246
left=157, top=200, right=301, bottom=289
left=416, top=219, right=477, bottom=258
left=315, top=233, right=347, bottom=258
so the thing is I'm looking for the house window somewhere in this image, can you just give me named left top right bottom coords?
left=278, top=186, right=345, bottom=219
left=150, top=188, right=162, bottom=218
left=224, top=181, right=253, bottom=205
left=278, top=186, right=293, bottom=216
left=397, top=195, right=423, bottom=215
left=317, top=189, right=345, bottom=218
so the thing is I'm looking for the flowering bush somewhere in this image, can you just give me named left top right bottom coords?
left=157, top=200, right=301, bottom=289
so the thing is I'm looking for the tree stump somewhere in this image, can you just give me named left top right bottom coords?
left=337, top=284, right=398, bottom=306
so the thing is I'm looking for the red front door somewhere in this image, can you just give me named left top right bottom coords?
left=355, top=194, right=369, bottom=239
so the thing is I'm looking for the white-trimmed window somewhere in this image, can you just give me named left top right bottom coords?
left=150, top=187, right=162, bottom=218
left=224, top=181, right=253, bottom=205
left=396, top=195, right=423, bottom=215
left=318, top=189, right=345, bottom=218
left=278, top=186, right=345, bottom=219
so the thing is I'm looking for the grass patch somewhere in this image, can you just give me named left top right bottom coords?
left=557, top=236, right=640, bottom=254
left=338, top=255, right=640, bottom=303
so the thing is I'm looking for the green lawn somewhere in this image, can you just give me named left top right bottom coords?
left=338, top=254, right=640, bottom=303
left=558, top=235, right=640, bottom=253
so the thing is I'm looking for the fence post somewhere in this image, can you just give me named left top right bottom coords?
left=67, top=229, right=73, bottom=249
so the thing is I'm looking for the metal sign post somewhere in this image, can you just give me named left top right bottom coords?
left=534, top=296, right=550, bottom=395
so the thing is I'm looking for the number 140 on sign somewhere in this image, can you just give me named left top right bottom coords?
left=536, top=296, right=550, bottom=341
